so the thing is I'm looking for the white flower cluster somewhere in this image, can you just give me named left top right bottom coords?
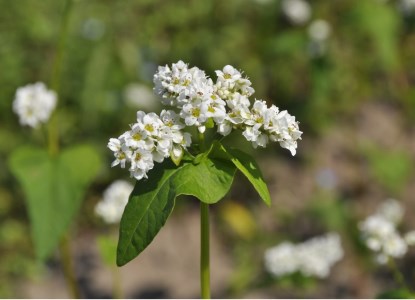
left=264, top=232, right=343, bottom=279
left=108, top=110, right=191, bottom=180
left=153, top=61, right=302, bottom=155
left=13, top=82, right=57, bottom=128
left=359, top=198, right=415, bottom=264
left=110, top=61, right=302, bottom=181
left=95, top=180, right=134, bottom=224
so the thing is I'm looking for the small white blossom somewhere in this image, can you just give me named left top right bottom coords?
left=129, top=148, right=155, bottom=180
left=376, top=198, right=404, bottom=225
left=109, top=110, right=192, bottom=181
left=359, top=200, right=409, bottom=264
left=13, top=82, right=57, bottom=128
left=308, top=19, right=331, bottom=42
left=215, top=65, right=254, bottom=100
left=264, top=233, right=343, bottom=279
left=95, top=180, right=134, bottom=224
left=264, top=242, right=299, bottom=277
left=281, top=0, right=311, bottom=25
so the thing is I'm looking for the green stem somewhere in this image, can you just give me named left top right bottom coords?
left=112, top=265, right=123, bottom=299
left=48, top=1, right=80, bottom=297
left=59, top=234, right=81, bottom=298
left=47, top=0, right=73, bottom=156
left=388, top=258, right=408, bottom=290
left=201, top=202, right=210, bottom=299
left=199, top=131, right=210, bottom=298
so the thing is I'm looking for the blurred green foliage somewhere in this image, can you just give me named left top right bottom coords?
left=2, top=0, right=415, bottom=297
left=364, top=145, right=413, bottom=196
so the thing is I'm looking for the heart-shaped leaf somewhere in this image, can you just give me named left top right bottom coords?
left=117, top=157, right=235, bottom=266
left=9, top=144, right=101, bottom=260
left=210, top=141, right=271, bottom=206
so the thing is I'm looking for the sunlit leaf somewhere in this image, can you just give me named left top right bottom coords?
left=117, top=157, right=235, bottom=266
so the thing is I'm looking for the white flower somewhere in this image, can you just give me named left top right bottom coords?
left=153, top=60, right=210, bottom=108
left=243, top=124, right=269, bottom=148
left=308, top=19, right=331, bottom=42
left=404, top=231, right=415, bottom=246
left=264, top=242, right=299, bottom=277
left=180, top=100, right=208, bottom=128
left=383, top=234, right=408, bottom=259
left=129, top=148, right=154, bottom=180
left=108, top=110, right=192, bottom=181
left=95, top=180, right=134, bottom=224
left=269, top=111, right=302, bottom=156
left=359, top=205, right=408, bottom=263
left=264, top=233, right=343, bottom=279
left=281, top=0, right=311, bottom=25
left=136, top=111, right=164, bottom=136
left=13, top=82, right=57, bottom=128
left=376, top=198, right=404, bottom=225
left=217, top=121, right=233, bottom=136
left=215, top=65, right=254, bottom=100
left=108, top=136, right=129, bottom=168
left=239, top=101, right=302, bottom=154
left=160, top=109, right=184, bottom=130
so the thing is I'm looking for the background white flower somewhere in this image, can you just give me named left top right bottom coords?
left=359, top=199, right=414, bottom=264
left=264, top=232, right=343, bottom=278
left=95, top=180, right=134, bottom=224
left=281, top=0, right=312, bottom=25
left=308, top=19, right=331, bottom=42
left=13, top=82, right=57, bottom=128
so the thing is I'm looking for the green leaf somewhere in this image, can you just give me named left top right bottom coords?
left=117, top=157, right=235, bottom=266
left=8, top=145, right=101, bottom=261
left=209, top=141, right=271, bottom=206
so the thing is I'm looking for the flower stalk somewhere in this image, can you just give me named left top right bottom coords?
left=48, top=0, right=73, bottom=156
left=201, top=202, right=210, bottom=299
left=59, top=233, right=81, bottom=298
left=49, top=0, right=80, bottom=297
left=199, top=132, right=211, bottom=299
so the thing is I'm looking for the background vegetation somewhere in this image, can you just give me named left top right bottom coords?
left=1, top=0, right=415, bottom=297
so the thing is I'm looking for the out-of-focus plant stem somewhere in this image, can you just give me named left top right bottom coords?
left=388, top=258, right=408, bottom=291
left=59, top=233, right=81, bottom=299
left=48, top=0, right=80, bottom=298
left=47, top=0, right=73, bottom=156
left=112, top=265, right=123, bottom=299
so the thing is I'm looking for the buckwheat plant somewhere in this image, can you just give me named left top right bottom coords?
left=359, top=199, right=415, bottom=295
left=109, top=61, right=302, bottom=298
left=8, top=1, right=101, bottom=298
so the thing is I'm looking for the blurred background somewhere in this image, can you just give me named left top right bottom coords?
left=2, top=0, right=415, bottom=298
